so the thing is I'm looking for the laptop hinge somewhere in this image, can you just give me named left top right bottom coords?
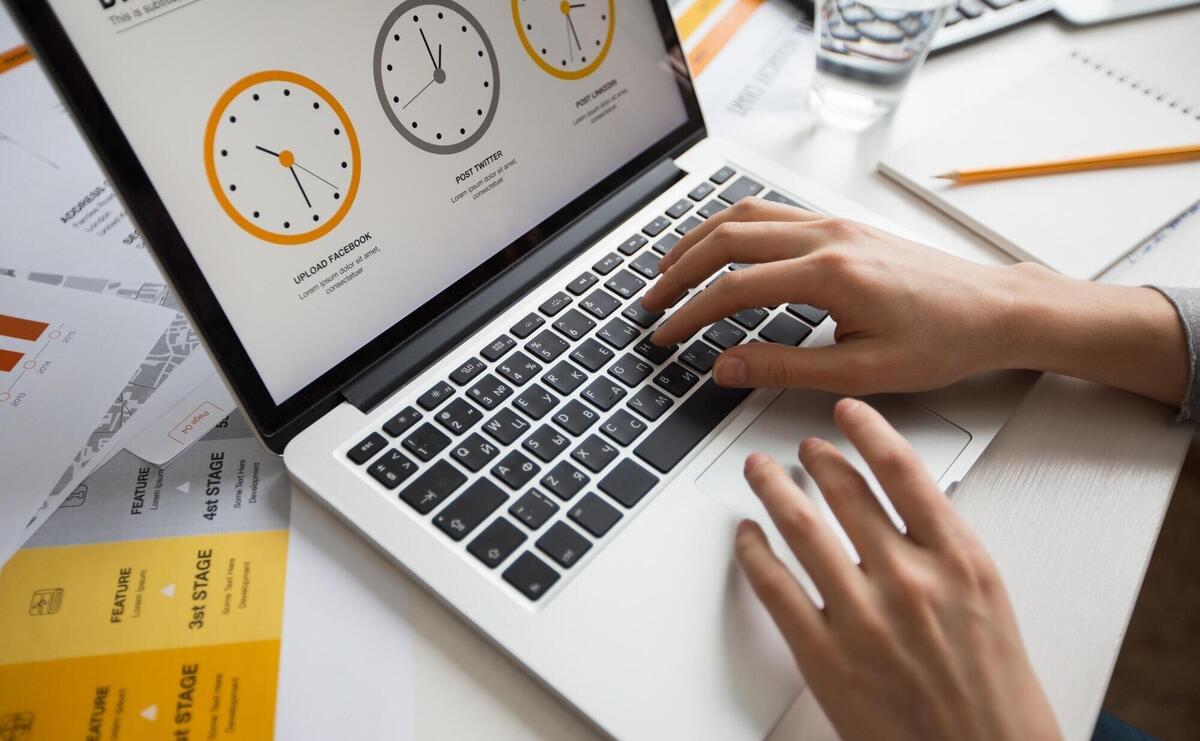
left=342, top=153, right=693, bottom=413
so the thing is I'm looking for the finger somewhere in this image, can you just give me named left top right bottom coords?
left=798, top=436, right=901, bottom=567
left=651, top=258, right=833, bottom=346
left=735, top=519, right=829, bottom=661
left=743, top=452, right=867, bottom=608
left=643, top=221, right=831, bottom=312
left=711, top=342, right=881, bottom=396
left=833, top=399, right=957, bottom=546
left=658, top=197, right=823, bottom=273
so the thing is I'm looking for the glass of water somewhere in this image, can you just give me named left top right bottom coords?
left=811, top=0, right=953, bottom=128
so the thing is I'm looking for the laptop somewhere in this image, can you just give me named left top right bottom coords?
left=8, top=0, right=1027, bottom=736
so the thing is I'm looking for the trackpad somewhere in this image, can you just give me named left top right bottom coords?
left=696, top=390, right=970, bottom=557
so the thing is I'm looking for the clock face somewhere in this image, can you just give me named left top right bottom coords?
left=204, top=71, right=361, bottom=246
left=374, top=0, right=500, bottom=155
left=513, top=0, right=615, bottom=80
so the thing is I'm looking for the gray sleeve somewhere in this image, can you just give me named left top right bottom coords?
left=1150, top=286, right=1200, bottom=422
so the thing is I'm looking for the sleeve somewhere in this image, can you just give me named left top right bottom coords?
left=1150, top=286, right=1200, bottom=422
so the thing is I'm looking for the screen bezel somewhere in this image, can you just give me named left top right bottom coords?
left=5, top=0, right=704, bottom=448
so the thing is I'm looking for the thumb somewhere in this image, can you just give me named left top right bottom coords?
left=713, top=342, right=873, bottom=394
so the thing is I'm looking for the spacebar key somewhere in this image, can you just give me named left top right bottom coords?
left=634, top=380, right=751, bottom=473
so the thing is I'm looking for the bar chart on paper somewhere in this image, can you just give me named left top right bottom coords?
left=0, top=312, right=55, bottom=384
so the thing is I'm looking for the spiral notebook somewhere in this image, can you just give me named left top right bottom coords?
left=879, top=51, right=1200, bottom=280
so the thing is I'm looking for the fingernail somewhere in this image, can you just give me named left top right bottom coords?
left=716, top=356, right=747, bottom=385
left=744, top=452, right=770, bottom=474
left=800, top=437, right=823, bottom=452
left=736, top=519, right=755, bottom=536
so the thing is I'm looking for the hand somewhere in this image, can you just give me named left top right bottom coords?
left=735, top=398, right=1062, bottom=741
left=640, top=199, right=1188, bottom=405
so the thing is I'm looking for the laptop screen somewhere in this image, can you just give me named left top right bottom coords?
left=36, top=0, right=691, bottom=408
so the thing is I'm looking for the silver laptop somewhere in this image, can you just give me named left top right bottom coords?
left=10, top=0, right=1024, bottom=736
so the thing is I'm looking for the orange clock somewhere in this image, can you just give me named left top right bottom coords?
left=204, top=71, right=361, bottom=246
left=513, top=0, right=615, bottom=80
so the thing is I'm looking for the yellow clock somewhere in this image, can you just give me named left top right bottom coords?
left=512, top=0, right=615, bottom=80
left=204, top=71, right=361, bottom=246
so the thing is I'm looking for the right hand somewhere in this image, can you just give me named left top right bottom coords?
left=640, top=199, right=1041, bottom=395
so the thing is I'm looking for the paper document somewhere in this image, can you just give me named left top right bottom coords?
left=0, top=278, right=175, bottom=563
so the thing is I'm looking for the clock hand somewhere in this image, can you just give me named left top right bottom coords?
left=565, top=17, right=573, bottom=61
left=290, top=166, right=312, bottom=208
left=567, top=13, right=583, bottom=51
left=293, top=161, right=339, bottom=190
left=402, top=77, right=437, bottom=110
left=256, top=145, right=282, bottom=157
left=438, top=43, right=442, bottom=71
left=420, top=27, right=438, bottom=71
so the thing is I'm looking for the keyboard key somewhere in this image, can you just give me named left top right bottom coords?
left=566, top=271, right=599, bottom=295
left=666, top=198, right=693, bottom=219
left=552, top=400, right=601, bottom=436
left=629, top=252, right=661, bottom=280
left=402, top=423, right=451, bottom=461
left=570, top=338, right=616, bottom=371
left=599, top=459, right=659, bottom=508
left=348, top=432, right=387, bottom=464
left=496, top=351, right=542, bottom=386
left=537, top=522, right=592, bottom=568
left=600, top=409, right=648, bottom=446
left=417, top=381, right=454, bottom=411
left=652, top=233, right=680, bottom=255
left=634, top=380, right=752, bottom=473
left=622, top=301, right=664, bottom=329
left=434, top=398, right=482, bottom=435
left=491, top=450, right=541, bottom=490
left=718, top=175, right=764, bottom=204
left=697, top=200, right=728, bottom=219
left=482, top=407, right=530, bottom=445
left=608, top=354, right=654, bottom=386
left=503, top=552, right=560, bottom=601
left=703, top=319, right=746, bottom=350
left=435, top=478, right=508, bottom=541
left=581, top=377, right=628, bottom=411
left=400, top=460, right=467, bottom=514
left=592, top=252, right=624, bottom=275
left=450, top=357, right=488, bottom=386
left=675, top=215, right=703, bottom=235
left=580, top=289, right=622, bottom=320
left=467, top=375, right=513, bottom=410
left=543, top=360, right=588, bottom=395
left=710, top=166, right=736, bottom=184
left=367, top=448, right=418, bottom=490
left=523, top=424, right=571, bottom=462
left=383, top=406, right=423, bottom=438
left=654, top=362, right=701, bottom=397
left=731, top=308, right=769, bottom=330
left=509, top=489, right=559, bottom=530
left=513, top=382, right=560, bottom=420
left=679, top=340, right=720, bottom=374
left=618, top=233, right=649, bottom=256
left=510, top=313, right=546, bottom=339
left=468, top=518, right=527, bottom=569
left=450, top=432, right=501, bottom=472
left=759, top=314, right=813, bottom=346
left=642, top=215, right=671, bottom=237
left=597, top=318, right=640, bottom=350
left=569, top=493, right=623, bottom=537
left=626, top=386, right=674, bottom=421
left=632, top=339, right=675, bottom=365
left=539, top=292, right=572, bottom=317
left=552, top=308, right=596, bottom=341
left=763, top=190, right=802, bottom=208
left=572, top=435, right=619, bottom=473
left=525, top=330, right=570, bottom=362
left=957, top=0, right=984, bottom=16
left=604, top=270, right=646, bottom=300
left=786, top=303, right=830, bottom=325
left=688, top=181, right=716, bottom=201
left=541, top=460, right=590, bottom=500
left=481, top=334, right=516, bottom=362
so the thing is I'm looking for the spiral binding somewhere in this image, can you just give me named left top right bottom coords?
left=1069, top=49, right=1200, bottom=121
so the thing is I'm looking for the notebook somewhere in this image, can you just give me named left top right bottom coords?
left=879, top=50, right=1200, bottom=280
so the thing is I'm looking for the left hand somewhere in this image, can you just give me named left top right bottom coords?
left=735, top=398, right=1062, bottom=741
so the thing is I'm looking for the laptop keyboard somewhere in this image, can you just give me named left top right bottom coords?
left=343, top=165, right=831, bottom=604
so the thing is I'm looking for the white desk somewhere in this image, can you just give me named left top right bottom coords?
left=285, top=9, right=1200, bottom=740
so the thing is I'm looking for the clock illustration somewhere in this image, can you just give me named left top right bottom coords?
left=513, top=0, right=615, bottom=80
left=204, top=71, right=361, bottom=246
left=373, top=0, right=500, bottom=155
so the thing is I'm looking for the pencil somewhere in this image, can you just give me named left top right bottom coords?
left=935, top=143, right=1200, bottom=185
